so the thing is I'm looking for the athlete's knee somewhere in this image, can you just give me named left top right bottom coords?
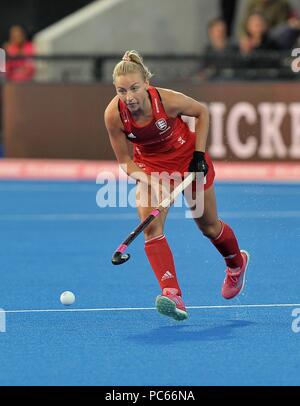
left=196, top=219, right=222, bottom=239
left=144, top=223, right=163, bottom=241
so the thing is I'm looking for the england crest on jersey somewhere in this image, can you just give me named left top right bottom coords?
left=155, top=118, right=168, bottom=131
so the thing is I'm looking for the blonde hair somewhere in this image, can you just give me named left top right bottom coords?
left=113, top=50, right=153, bottom=83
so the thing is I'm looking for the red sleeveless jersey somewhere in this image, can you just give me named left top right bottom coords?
left=118, top=86, right=215, bottom=189
left=118, top=86, right=190, bottom=156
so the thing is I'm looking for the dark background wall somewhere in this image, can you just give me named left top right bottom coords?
left=3, top=82, right=300, bottom=161
left=0, top=0, right=94, bottom=45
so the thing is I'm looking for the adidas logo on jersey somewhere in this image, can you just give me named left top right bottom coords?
left=127, top=132, right=137, bottom=139
left=161, top=271, right=174, bottom=282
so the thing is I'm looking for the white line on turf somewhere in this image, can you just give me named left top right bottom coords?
left=4, top=303, right=300, bottom=314
left=0, top=211, right=300, bottom=221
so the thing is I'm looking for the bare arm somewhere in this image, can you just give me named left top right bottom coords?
left=159, top=88, right=210, bottom=153
left=104, top=102, right=150, bottom=183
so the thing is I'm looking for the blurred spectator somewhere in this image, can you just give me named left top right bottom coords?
left=3, top=25, right=35, bottom=82
left=237, top=12, right=284, bottom=80
left=241, top=0, right=294, bottom=30
left=206, top=18, right=237, bottom=53
left=239, top=12, right=278, bottom=55
left=241, top=0, right=300, bottom=49
left=199, top=18, right=239, bottom=80
left=271, top=19, right=300, bottom=50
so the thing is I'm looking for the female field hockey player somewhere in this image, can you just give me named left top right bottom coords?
left=104, top=50, right=250, bottom=321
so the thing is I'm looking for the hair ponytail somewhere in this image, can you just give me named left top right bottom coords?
left=113, top=50, right=153, bottom=82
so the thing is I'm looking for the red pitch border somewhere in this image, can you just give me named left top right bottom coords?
left=0, top=159, right=299, bottom=182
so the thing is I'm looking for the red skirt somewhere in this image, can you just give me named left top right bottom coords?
left=133, top=131, right=215, bottom=191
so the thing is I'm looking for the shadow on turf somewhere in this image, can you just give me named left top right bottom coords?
left=127, top=320, right=256, bottom=344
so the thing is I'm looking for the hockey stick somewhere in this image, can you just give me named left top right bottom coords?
left=111, top=172, right=195, bottom=265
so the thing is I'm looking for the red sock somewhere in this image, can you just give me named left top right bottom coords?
left=145, top=235, right=182, bottom=295
left=211, top=221, right=243, bottom=269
